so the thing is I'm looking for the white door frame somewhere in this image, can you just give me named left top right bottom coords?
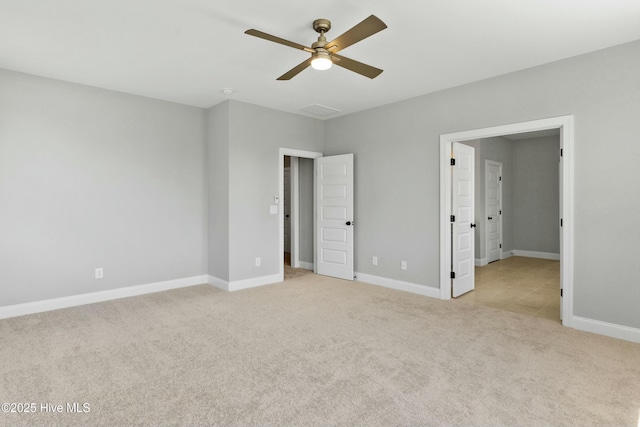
left=439, top=115, right=574, bottom=327
left=278, top=148, right=323, bottom=282
left=485, top=159, right=503, bottom=265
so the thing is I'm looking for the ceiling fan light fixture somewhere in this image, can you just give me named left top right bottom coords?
left=311, top=51, right=332, bottom=70
left=245, top=15, right=387, bottom=79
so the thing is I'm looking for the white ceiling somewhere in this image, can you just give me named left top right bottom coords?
left=2, top=0, right=640, bottom=118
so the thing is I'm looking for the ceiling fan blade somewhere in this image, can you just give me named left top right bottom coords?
left=277, top=58, right=313, bottom=80
left=245, top=29, right=313, bottom=52
left=325, top=15, right=387, bottom=53
left=332, top=54, right=383, bottom=79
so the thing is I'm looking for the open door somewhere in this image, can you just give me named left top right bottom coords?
left=452, top=142, right=475, bottom=297
left=485, top=160, right=502, bottom=264
left=315, top=154, right=354, bottom=280
left=559, top=152, right=563, bottom=320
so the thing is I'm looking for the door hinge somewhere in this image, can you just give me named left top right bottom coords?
left=450, top=215, right=455, bottom=222
left=500, top=210, right=502, bottom=215
left=560, top=148, right=563, bottom=157
left=450, top=272, right=456, bottom=279
left=561, top=289, right=563, bottom=297
left=560, top=218, right=563, bottom=227
left=500, top=243, right=502, bottom=249
left=499, top=176, right=502, bottom=181
left=450, top=158, right=456, bottom=166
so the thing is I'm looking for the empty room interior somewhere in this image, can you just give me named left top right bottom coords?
left=1, top=1, right=640, bottom=426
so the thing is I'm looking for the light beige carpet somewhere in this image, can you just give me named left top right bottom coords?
left=284, top=264, right=314, bottom=281
left=1, top=274, right=639, bottom=427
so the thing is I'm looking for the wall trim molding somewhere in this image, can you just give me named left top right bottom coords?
left=207, top=275, right=230, bottom=291
left=478, top=250, right=557, bottom=266
left=0, top=275, right=208, bottom=320
left=511, top=250, right=560, bottom=260
left=298, top=261, right=314, bottom=271
left=572, top=316, right=640, bottom=344
left=356, top=272, right=440, bottom=299
left=227, top=274, right=281, bottom=292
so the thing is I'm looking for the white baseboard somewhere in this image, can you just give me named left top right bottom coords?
left=355, top=272, right=440, bottom=299
left=572, top=316, right=640, bottom=344
left=207, top=275, right=230, bottom=291
left=510, top=250, right=560, bottom=260
left=297, top=261, right=314, bottom=271
left=0, top=275, right=208, bottom=320
left=475, top=249, right=560, bottom=267
left=209, top=274, right=281, bottom=292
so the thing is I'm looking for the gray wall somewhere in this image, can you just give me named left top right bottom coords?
left=206, top=103, right=230, bottom=281
left=0, top=69, right=207, bottom=306
left=299, top=157, right=314, bottom=265
left=512, top=136, right=560, bottom=254
left=324, top=39, right=640, bottom=328
left=225, top=101, right=324, bottom=282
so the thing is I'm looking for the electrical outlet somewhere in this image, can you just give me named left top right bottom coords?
left=255, top=257, right=261, bottom=267
left=372, top=256, right=378, bottom=266
left=95, top=268, right=104, bottom=279
left=401, top=260, right=407, bottom=271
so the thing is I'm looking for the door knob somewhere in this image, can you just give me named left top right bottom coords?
left=471, top=223, right=476, bottom=228
left=488, top=216, right=493, bottom=220
left=346, top=221, right=353, bottom=226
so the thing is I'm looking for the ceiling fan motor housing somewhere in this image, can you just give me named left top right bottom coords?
left=312, top=19, right=331, bottom=34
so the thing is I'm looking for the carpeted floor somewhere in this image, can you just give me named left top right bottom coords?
left=283, top=252, right=314, bottom=281
left=1, top=274, right=639, bottom=427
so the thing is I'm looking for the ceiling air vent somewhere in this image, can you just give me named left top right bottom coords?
left=299, top=104, right=340, bottom=117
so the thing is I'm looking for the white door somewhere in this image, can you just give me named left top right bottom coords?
left=452, top=143, right=475, bottom=297
left=315, top=154, right=354, bottom=280
left=559, top=156, right=563, bottom=320
left=283, top=166, right=291, bottom=253
left=485, top=160, right=502, bottom=263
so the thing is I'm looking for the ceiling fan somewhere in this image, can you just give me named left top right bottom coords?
left=245, top=15, right=387, bottom=80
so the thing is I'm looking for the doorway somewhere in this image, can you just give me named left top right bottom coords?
left=278, top=148, right=323, bottom=282
left=440, top=116, right=574, bottom=328
left=283, top=155, right=315, bottom=281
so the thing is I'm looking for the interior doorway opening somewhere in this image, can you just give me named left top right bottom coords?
left=456, top=133, right=562, bottom=322
left=283, top=155, right=315, bottom=281
left=440, top=116, right=574, bottom=328
left=278, top=148, right=323, bottom=282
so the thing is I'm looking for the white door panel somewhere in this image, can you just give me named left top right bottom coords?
left=452, top=143, right=475, bottom=297
left=316, top=154, right=354, bottom=280
left=485, top=160, right=502, bottom=264
left=559, top=158, right=563, bottom=320
left=283, top=167, right=291, bottom=253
